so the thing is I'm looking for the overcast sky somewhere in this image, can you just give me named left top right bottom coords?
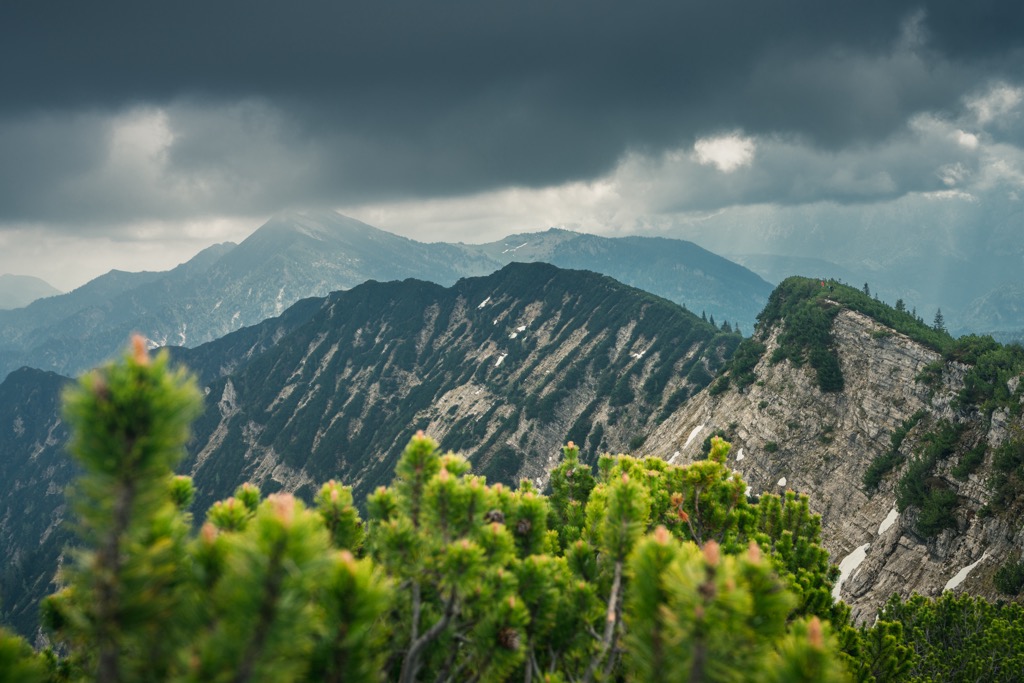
left=1, top=1, right=1022, bottom=290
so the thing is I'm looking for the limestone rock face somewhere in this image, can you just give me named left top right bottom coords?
left=646, top=308, right=1024, bottom=622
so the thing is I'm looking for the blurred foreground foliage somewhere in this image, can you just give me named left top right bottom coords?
left=1, top=341, right=1021, bottom=681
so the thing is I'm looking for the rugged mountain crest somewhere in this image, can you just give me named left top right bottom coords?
left=180, top=262, right=738, bottom=511
left=467, top=228, right=772, bottom=331
left=0, top=211, right=770, bottom=381
left=0, top=262, right=739, bottom=636
left=646, top=277, right=1024, bottom=622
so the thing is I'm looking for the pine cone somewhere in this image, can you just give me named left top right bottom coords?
left=484, top=509, right=506, bottom=524
left=497, top=627, right=520, bottom=651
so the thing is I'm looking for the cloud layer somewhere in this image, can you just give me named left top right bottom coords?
left=0, top=1, right=1022, bottom=286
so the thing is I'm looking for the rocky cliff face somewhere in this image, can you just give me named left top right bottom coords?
left=179, top=262, right=738, bottom=511
left=646, top=305, right=1024, bottom=622
left=0, top=368, right=73, bottom=637
left=0, top=262, right=739, bottom=637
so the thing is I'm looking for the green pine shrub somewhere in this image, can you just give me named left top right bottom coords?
left=17, top=338, right=1024, bottom=682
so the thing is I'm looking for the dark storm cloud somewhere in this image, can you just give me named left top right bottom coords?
left=1, top=0, right=1022, bottom=223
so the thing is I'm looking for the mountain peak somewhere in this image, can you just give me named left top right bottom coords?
left=0, top=273, right=62, bottom=309
left=260, top=209, right=393, bottom=241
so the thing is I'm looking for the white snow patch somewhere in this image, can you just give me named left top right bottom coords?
left=671, top=450, right=680, bottom=462
left=213, top=300, right=222, bottom=310
left=493, top=318, right=499, bottom=325
left=501, top=242, right=528, bottom=254
left=478, top=297, right=491, bottom=309
left=745, top=486, right=753, bottom=497
left=516, top=325, right=527, bottom=332
left=832, top=544, right=870, bottom=601
left=877, top=507, right=899, bottom=535
left=683, top=425, right=705, bottom=449
left=777, top=477, right=787, bottom=487
left=944, top=551, right=991, bottom=592
left=275, top=287, right=286, bottom=314
left=231, top=311, right=241, bottom=326
left=494, top=352, right=508, bottom=367
left=736, top=447, right=745, bottom=461
left=509, top=332, right=518, bottom=339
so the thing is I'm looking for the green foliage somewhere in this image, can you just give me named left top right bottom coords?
left=988, top=437, right=1024, bottom=514
left=623, top=534, right=808, bottom=682
left=40, top=340, right=393, bottom=683
left=840, top=620, right=913, bottom=683
left=725, top=338, right=767, bottom=390
left=752, top=277, right=952, bottom=394
left=950, top=442, right=986, bottom=480
left=914, top=360, right=944, bottom=391
left=994, top=559, right=1024, bottom=595
left=0, top=628, right=48, bottom=683
left=952, top=341, right=1024, bottom=414
left=315, top=480, right=365, bottom=552
left=893, top=420, right=964, bottom=537
left=766, top=287, right=844, bottom=392
left=880, top=592, right=1024, bottom=682
left=707, top=375, right=730, bottom=395
left=862, top=411, right=926, bottom=492
left=51, top=338, right=203, bottom=681
left=700, top=429, right=729, bottom=456
left=753, top=491, right=842, bottom=624
left=10, top=344, right=1018, bottom=682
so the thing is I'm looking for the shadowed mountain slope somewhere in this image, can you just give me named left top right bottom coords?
left=0, top=211, right=770, bottom=381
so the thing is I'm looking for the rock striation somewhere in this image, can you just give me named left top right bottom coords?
left=647, top=304, right=1024, bottom=622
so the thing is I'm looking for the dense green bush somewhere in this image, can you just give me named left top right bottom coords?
left=953, top=342, right=1024, bottom=414
left=987, top=438, right=1024, bottom=514
left=0, top=341, right=922, bottom=683
left=9, top=340, right=1024, bottom=682
left=880, top=592, right=1024, bottom=682
left=893, top=420, right=964, bottom=537
left=994, top=559, right=1024, bottom=595
left=950, top=443, right=986, bottom=480
left=863, top=411, right=926, bottom=492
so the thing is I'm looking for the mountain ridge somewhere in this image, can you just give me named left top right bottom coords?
left=0, top=210, right=771, bottom=381
left=0, top=261, right=740, bottom=636
left=646, top=277, right=1024, bottom=622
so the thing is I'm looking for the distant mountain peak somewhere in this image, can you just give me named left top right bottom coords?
left=0, top=274, right=62, bottom=309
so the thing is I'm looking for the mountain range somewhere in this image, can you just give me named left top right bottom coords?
left=3, top=266, right=1024, bottom=640
left=3, top=210, right=1024, bottom=641
left=0, top=210, right=771, bottom=382
left=0, top=274, right=60, bottom=310
left=0, top=262, right=738, bottom=636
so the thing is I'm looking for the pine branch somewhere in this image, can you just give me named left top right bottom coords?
left=231, top=535, right=288, bottom=683
left=399, top=587, right=459, bottom=683
left=94, top=475, right=136, bottom=683
left=582, top=559, right=623, bottom=683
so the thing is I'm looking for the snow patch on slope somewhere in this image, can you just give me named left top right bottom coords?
left=833, top=544, right=870, bottom=601
left=683, top=425, right=704, bottom=449
left=944, top=551, right=991, bottom=592
left=877, top=507, right=899, bottom=535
